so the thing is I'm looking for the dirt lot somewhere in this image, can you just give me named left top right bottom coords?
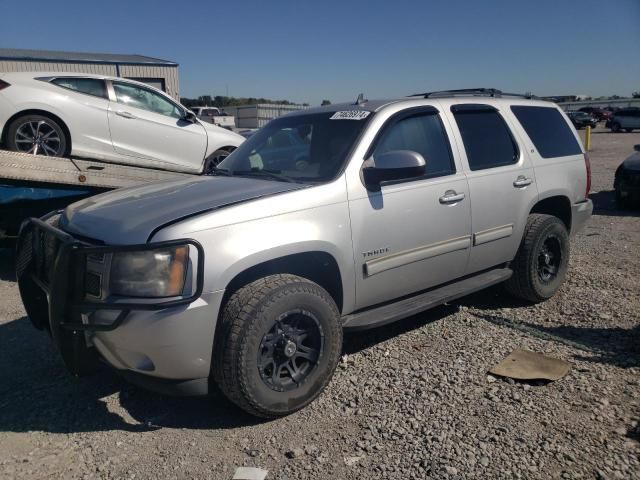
left=0, top=128, right=638, bottom=480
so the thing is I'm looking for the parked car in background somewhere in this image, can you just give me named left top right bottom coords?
left=567, top=111, right=598, bottom=130
left=606, top=108, right=640, bottom=133
left=17, top=90, right=592, bottom=417
left=0, top=72, right=244, bottom=173
left=190, top=106, right=235, bottom=129
left=614, top=144, right=640, bottom=208
left=578, top=107, right=611, bottom=122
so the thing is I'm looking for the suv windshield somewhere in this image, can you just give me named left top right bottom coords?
left=217, top=111, right=372, bottom=182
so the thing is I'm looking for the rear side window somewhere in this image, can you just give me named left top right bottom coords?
left=452, top=106, right=519, bottom=170
left=51, top=77, right=107, bottom=99
left=374, top=111, right=455, bottom=177
left=511, top=106, right=581, bottom=158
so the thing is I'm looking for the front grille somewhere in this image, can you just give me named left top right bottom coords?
left=85, top=272, right=102, bottom=297
left=39, top=230, right=61, bottom=284
left=15, top=229, right=33, bottom=278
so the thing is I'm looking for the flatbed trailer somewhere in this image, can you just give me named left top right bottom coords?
left=0, top=149, right=191, bottom=190
left=0, top=149, right=193, bottom=245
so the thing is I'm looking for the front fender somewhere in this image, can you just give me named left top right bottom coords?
left=150, top=188, right=357, bottom=314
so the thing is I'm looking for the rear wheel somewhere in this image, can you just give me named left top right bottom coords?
left=213, top=274, right=342, bottom=417
left=611, top=122, right=621, bottom=133
left=6, top=114, right=68, bottom=156
left=506, top=214, right=570, bottom=303
left=625, top=129, right=633, bottom=133
left=615, top=189, right=629, bottom=209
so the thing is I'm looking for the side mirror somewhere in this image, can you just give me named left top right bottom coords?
left=634, top=144, right=640, bottom=152
left=183, top=110, right=198, bottom=123
left=362, top=150, right=426, bottom=188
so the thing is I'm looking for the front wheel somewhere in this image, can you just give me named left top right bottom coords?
left=213, top=274, right=343, bottom=418
left=506, top=214, right=570, bottom=303
left=203, top=148, right=233, bottom=174
left=611, top=122, right=621, bottom=133
left=6, top=114, right=68, bottom=156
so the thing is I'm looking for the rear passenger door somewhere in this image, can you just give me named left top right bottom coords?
left=446, top=104, right=538, bottom=274
left=348, top=106, right=471, bottom=309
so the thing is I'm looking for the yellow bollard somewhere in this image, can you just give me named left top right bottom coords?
left=585, top=126, right=591, bottom=151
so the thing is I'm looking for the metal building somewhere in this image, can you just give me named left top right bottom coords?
left=223, top=104, right=309, bottom=129
left=0, top=48, right=180, bottom=100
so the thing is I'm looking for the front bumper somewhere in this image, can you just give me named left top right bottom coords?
left=16, top=215, right=221, bottom=391
left=570, top=199, right=593, bottom=237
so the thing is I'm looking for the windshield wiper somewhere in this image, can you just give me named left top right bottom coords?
left=231, top=169, right=298, bottom=183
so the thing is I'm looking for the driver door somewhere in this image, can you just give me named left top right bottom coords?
left=347, top=107, right=472, bottom=309
left=107, top=81, right=207, bottom=172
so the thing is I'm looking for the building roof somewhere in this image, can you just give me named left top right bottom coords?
left=0, top=48, right=177, bottom=66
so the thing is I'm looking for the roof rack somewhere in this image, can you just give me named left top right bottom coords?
left=408, top=88, right=536, bottom=99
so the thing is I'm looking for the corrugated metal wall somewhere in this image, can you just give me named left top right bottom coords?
left=224, top=104, right=309, bottom=129
left=0, top=61, right=180, bottom=100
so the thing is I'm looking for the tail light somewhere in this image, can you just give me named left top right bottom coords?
left=0, top=79, right=10, bottom=91
left=584, top=153, right=592, bottom=199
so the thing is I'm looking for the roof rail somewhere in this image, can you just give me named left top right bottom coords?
left=408, top=88, right=537, bottom=99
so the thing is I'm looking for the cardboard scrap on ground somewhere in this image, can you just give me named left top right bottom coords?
left=489, top=349, right=571, bottom=381
left=232, top=467, right=268, bottom=480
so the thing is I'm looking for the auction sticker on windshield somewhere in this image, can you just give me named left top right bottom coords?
left=330, top=111, right=371, bottom=120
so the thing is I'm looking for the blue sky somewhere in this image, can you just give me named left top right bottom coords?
left=1, top=0, right=638, bottom=105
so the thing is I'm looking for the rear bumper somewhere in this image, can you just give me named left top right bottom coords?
left=571, top=199, right=593, bottom=237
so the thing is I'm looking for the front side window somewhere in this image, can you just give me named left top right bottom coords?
left=511, top=106, right=581, bottom=158
left=217, top=111, right=371, bottom=182
left=452, top=106, right=519, bottom=170
left=373, top=112, right=455, bottom=177
left=52, top=77, right=107, bottom=99
left=112, top=82, right=182, bottom=118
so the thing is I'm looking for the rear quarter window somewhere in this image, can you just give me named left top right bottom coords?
left=511, top=106, right=582, bottom=158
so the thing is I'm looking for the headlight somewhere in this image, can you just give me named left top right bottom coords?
left=109, top=245, right=189, bottom=298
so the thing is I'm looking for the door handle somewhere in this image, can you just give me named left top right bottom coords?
left=116, top=111, right=136, bottom=119
left=513, top=176, right=533, bottom=188
left=439, top=190, right=465, bottom=204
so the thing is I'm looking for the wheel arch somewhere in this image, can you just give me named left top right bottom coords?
left=1, top=109, right=72, bottom=155
left=220, top=250, right=345, bottom=315
left=529, top=195, right=572, bottom=232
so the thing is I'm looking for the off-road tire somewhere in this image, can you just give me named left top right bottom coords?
left=213, top=274, right=342, bottom=418
left=506, top=214, right=570, bottom=303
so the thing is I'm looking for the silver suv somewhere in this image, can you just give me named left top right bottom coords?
left=17, top=89, right=593, bottom=418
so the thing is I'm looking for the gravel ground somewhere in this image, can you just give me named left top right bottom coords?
left=0, top=128, right=638, bottom=480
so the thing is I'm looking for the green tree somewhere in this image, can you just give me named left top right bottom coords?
left=321, top=99, right=332, bottom=106
left=632, top=91, right=640, bottom=98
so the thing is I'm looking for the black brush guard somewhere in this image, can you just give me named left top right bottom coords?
left=15, top=214, right=204, bottom=375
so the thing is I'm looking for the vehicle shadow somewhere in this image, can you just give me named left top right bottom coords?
left=589, top=190, right=640, bottom=217
left=0, top=316, right=265, bottom=434
left=0, top=248, right=16, bottom=282
left=343, top=304, right=457, bottom=355
left=456, top=286, right=640, bottom=369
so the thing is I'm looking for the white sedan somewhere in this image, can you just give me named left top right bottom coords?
left=0, top=72, right=244, bottom=173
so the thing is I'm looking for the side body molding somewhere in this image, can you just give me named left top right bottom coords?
left=364, top=235, right=472, bottom=277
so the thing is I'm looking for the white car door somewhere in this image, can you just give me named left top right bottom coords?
left=107, top=81, right=208, bottom=172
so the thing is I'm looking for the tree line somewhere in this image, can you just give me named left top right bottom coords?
left=180, top=95, right=312, bottom=108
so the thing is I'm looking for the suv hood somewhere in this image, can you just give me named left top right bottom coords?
left=622, top=152, right=640, bottom=172
left=61, top=176, right=306, bottom=244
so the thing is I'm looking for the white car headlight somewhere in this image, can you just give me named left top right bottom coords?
left=109, top=245, right=189, bottom=298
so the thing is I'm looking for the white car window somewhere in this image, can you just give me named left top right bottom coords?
left=52, top=77, right=107, bottom=99
left=112, top=82, right=182, bottom=118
